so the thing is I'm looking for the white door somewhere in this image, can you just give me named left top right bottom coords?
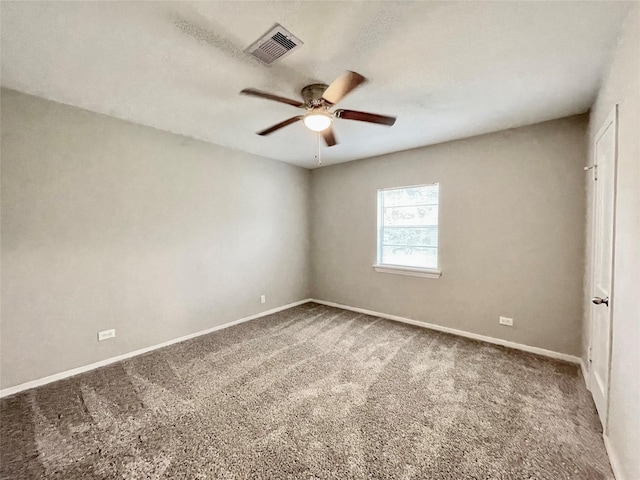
left=589, top=106, right=618, bottom=431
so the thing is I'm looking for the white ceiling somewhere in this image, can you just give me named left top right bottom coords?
left=0, top=1, right=632, bottom=168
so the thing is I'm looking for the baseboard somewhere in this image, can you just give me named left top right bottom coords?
left=3, top=298, right=579, bottom=398
left=310, top=299, right=580, bottom=364
left=603, top=434, right=623, bottom=479
left=0, top=298, right=313, bottom=398
left=580, top=358, right=591, bottom=391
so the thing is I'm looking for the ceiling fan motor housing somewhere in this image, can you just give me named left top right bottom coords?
left=301, top=83, right=329, bottom=106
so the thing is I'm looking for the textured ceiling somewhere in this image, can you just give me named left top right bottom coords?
left=0, top=1, right=632, bottom=168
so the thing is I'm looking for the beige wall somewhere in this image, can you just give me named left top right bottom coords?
left=0, top=89, right=591, bottom=390
left=586, top=5, right=640, bottom=479
left=0, top=88, right=310, bottom=390
left=311, top=116, right=587, bottom=356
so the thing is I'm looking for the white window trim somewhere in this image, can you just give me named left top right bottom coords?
left=376, top=183, right=441, bottom=278
left=372, top=264, right=442, bottom=278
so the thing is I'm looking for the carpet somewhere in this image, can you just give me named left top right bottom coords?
left=1, top=302, right=612, bottom=479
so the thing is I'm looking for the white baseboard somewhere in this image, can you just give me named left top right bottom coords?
left=603, top=434, right=623, bottom=480
left=2, top=298, right=580, bottom=398
left=0, top=298, right=312, bottom=399
left=580, top=358, right=591, bottom=391
left=310, top=299, right=580, bottom=364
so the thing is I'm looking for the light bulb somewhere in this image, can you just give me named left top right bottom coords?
left=303, top=113, right=332, bottom=132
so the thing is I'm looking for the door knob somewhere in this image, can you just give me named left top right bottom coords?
left=592, top=296, right=609, bottom=306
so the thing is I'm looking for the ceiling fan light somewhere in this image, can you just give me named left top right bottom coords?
left=303, top=113, right=332, bottom=132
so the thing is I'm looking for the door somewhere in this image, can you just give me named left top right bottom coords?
left=589, top=105, right=618, bottom=431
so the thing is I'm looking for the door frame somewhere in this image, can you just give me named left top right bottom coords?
left=587, top=104, right=619, bottom=433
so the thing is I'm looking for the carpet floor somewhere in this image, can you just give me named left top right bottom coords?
left=1, top=302, right=612, bottom=479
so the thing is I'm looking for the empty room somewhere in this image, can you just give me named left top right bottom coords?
left=1, top=1, right=638, bottom=479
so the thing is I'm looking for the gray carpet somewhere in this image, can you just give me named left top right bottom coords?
left=1, top=302, right=612, bottom=479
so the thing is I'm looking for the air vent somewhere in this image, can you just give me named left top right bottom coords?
left=246, top=24, right=303, bottom=65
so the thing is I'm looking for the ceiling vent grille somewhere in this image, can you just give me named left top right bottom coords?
left=246, top=24, right=303, bottom=65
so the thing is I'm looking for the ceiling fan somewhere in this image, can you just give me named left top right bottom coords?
left=240, top=71, right=396, bottom=147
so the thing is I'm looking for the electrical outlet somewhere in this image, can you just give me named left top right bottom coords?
left=98, top=329, right=116, bottom=341
left=499, top=316, right=513, bottom=327
left=260, top=295, right=266, bottom=304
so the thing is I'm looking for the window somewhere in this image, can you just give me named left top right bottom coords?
left=374, top=184, right=441, bottom=278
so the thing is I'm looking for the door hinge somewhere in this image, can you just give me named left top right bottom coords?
left=588, top=346, right=593, bottom=363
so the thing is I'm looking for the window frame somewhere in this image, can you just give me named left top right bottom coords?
left=373, top=183, right=442, bottom=279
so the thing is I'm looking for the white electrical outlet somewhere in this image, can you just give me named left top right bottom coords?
left=499, top=316, right=513, bottom=326
left=260, top=295, right=266, bottom=304
left=98, top=329, right=116, bottom=341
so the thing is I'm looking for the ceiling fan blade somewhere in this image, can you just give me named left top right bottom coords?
left=321, top=127, right=337, bottom=147
left=336, top=109, right=396, bottom=126
left=257, top=116, right=303, bottom=136
left=321, top=71, right=367, bottom=105
left=241, top=88, right=305, bottom=108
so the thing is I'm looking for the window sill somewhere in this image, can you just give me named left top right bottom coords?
left=372, top=264, right=442, bottom=278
